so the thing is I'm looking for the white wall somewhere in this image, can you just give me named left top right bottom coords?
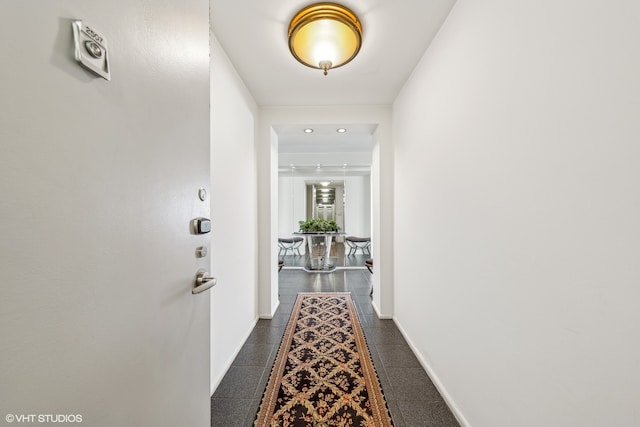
left=210, top=36, right=259, bottom=393
left=371, top=119, right=394, bottom=317
left=344, top=175, right=372, bottom=239
left=393, top=1, right=640, bottom=426
left=278, top=175, right=307, bottom=244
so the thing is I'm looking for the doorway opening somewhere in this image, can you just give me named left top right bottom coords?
left=258, top=108, right=393, bottom=319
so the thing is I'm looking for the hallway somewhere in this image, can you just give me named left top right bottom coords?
left=211, top=270, right=460, bottom=426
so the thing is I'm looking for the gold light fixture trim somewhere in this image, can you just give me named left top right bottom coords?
left=288, top=2, right=363, bottom=76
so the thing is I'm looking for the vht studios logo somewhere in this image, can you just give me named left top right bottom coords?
left=5, top=414, right=83, bottom=423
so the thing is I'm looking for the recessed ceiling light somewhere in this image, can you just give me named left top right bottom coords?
left=337, top=128, right=347, bottom=133
left=304, top=128, right=314, bottom=133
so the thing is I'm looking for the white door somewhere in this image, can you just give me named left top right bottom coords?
left=0, top=2, right=211, bottom=426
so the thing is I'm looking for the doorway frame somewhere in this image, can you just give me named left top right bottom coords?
left=256, top=106, right=394, bottom=319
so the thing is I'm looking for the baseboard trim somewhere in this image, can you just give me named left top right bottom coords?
left=259, top=299, right=280, bottom=320
left=392, top=318, right=471, bottom=427
left=371, top=299, right=393, bottom=319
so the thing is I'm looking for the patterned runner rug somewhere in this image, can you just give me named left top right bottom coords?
left=255, top=293, right=394, bottom=426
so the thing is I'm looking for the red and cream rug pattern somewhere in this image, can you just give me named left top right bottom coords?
left=255, top=293, right=394, bottom=427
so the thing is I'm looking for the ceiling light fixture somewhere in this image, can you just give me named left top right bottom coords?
left=288, top=2, right=363, bottom=76
left=304, top=128, right=314, bottom=133
left=337, top=128, right=347, bottom=133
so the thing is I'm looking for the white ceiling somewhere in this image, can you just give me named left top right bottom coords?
left=275, top=123, right=376, bottom=153
left=211, top=0, right=456, bottom=106
left=210, top=0, right=457, bottom=164
left=276, top=124, right=376, bottom=173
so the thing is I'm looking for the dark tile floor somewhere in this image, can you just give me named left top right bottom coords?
left=279, top=239, right=372, bottom=269
left=211, top=269, right=460, bottom=427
